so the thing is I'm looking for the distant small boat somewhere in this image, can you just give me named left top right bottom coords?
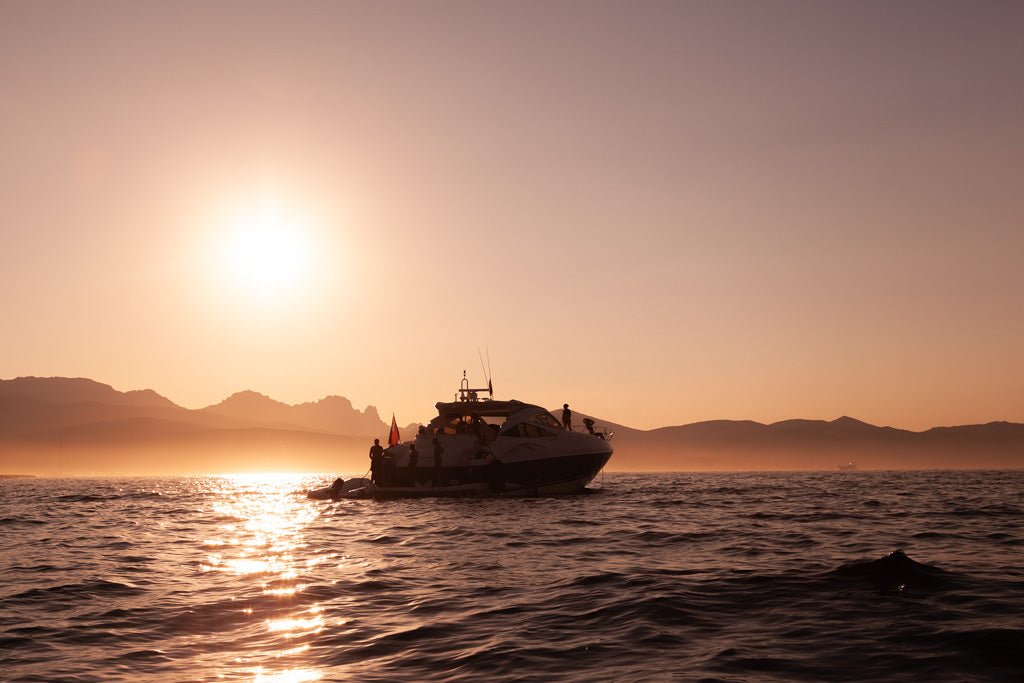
left=838, top=462, right=858, bottom=471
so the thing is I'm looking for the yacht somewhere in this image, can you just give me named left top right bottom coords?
left=366, top=375, right=613, bottom=498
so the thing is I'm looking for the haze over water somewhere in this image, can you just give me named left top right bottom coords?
left=3, top=471, right=1023, bottom=682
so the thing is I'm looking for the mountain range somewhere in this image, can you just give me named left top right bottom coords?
left=1, top=376, right=1021, bottom=475
left=0, top=377, right=415, bottom=475
left=583, top=413, right=1024, bottom=471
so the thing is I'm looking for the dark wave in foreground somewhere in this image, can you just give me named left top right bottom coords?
left=830, top=549, right=955, bottom=591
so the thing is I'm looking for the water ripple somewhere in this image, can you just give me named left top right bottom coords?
left=2, top=471, right=1024, bottom=681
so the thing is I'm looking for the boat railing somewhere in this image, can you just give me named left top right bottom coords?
left=570, top=424, right=614, bottom=441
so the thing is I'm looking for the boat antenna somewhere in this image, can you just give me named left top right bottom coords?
left=477, top=346, right=488, bottom=386
left=486, top=345, right=493, bottom=396
left=477, top=345, right=494, bottom=397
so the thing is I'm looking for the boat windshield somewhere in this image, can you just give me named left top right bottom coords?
left=501, top=422, right=558, bottom=438
left=429, top=400, right=563, bottom=438
left=528, top=412, right=563, bottom=429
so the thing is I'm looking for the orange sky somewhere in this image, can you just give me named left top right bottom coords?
left=1, top=1, right=1022, bottom=431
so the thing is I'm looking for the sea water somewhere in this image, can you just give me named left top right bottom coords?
left=1, top=471, right=1022, bottom=682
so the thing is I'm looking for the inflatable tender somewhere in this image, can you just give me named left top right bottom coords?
left=307, top=477, right=371, bottom=501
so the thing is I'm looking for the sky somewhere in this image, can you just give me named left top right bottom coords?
left=1, top=0, right=1022, bottom=431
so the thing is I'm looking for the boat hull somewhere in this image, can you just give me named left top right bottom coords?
left=370, top=450, right=611, bottom=499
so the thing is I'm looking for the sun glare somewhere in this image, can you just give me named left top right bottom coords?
left=203, top=192, right=330, bottom=311
left=222, top=472, right=311, bottom=484
left=224, top=201, right=312, bottom=294
left=193, top=185, right=352, bottom=321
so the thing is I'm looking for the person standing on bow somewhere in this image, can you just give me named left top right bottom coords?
left=562, top=403, right=572, bottom=431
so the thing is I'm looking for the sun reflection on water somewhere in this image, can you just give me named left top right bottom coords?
left=200, top=473, right=327, bottom=682
left=265, top=608, right=325, bottom=637
left=252, top=668, right=322, bottom=683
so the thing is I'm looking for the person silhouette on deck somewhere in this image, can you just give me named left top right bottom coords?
left=432, top=437, right=445, bottom=487
left=381, top=450, right=395, bottom=487
left=562, top=404, right=572, bottom=431
left=408, top=444, right=419, bottom=486
left=368, top=438, right=384, bottom=484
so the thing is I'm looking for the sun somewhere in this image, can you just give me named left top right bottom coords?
left=216, top=196, right=317, bottom=302
left=195, top=186, right=343, bottom=317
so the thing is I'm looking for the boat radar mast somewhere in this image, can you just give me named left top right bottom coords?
left=457, top=370, right=493, bottom=403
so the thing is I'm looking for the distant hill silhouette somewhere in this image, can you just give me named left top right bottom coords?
left=0, top=376, right=176, bottom=408
left=0, top=377, right=1020, bottom=475
left=201, top=390, right=387, bottom=436
left=0, top=377, right=405, bottom=437
left=599, top=415, right=1024, bottom=471
left=0, top=377, right=408, bottom=475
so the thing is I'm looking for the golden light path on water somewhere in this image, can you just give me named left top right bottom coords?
left=201, top=473, right=327, bottom=683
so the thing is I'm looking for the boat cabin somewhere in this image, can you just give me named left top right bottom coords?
left=429, top=400, right=565, bottom=440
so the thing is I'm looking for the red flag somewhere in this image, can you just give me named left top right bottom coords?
left=388, top=414, right=401, bottom=447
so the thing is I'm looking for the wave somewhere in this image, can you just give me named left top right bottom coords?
left=0, top=635, right=52, bottom=651
left=911, top=531, right=959, bottom=540
left=945, top=504, right=1022, bottom=517
left=749, top=510, right=856, bottom=522
left=629, top=529, right=718, bottom=545
left=54, top=492, right=164, bottom=503
left=0, top=516, right=46, bottom=526
left=357, top=534, right=399, bottom=544
left=5, top=580, right=144, bottom=603
left=4, top=563, right=62, bottom=574
left=830, top=550, right=955, bottom=592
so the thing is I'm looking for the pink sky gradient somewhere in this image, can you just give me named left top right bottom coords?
left=1, top=1, right=1022, bottom=430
